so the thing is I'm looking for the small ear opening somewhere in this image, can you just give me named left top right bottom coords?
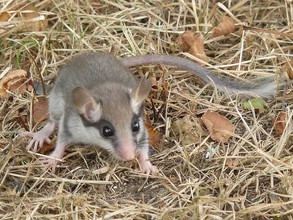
left=72, top=86, right=101, bottom=122
left=130, top=77, right=151, bottom=109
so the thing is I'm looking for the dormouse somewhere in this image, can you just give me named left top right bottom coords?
left=22, top=52, right=277, bottom=174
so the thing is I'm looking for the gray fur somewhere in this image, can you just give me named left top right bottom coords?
left=44, top=51, right=277, bottom=171
left=120, top=54, right=277, bottom=98
left=48, top=52, right=144, bottom=160
left=49, top=52, right=137, bottom=121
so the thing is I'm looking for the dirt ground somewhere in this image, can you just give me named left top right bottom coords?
left=0, top=0, right=293, bottom=219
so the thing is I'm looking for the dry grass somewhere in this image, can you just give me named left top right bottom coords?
left=1, top=0, right=293, bottom=219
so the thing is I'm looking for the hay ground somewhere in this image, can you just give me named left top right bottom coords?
left=1, top=0, right=293, bottom=219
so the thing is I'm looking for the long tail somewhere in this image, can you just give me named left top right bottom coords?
left=120, top=55, right=277, bottom=98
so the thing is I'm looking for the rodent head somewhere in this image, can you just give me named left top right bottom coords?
left=71, top=77, right=151, bottom=161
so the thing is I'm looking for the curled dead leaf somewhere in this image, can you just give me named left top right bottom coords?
left=0, top=12, right=10, bottom=21
left=272, top=112, right=287, bottom=137
left=0, top=69, right=32, bottom=98
left=144, top=117, right=163, bottom=147
left=284, top=60, right=293, bottom=80
left=18, top=4, right=47, bottom=32
left=0, top=11, right=10, bottom=35
left=226, top=158, right=241, bottom=169
left=178, top=31, right=209, bottom=62
left=149, top=76, right=159, bottom=90
left=33, top=97, right=49, bottom=125
left=201, top=110, right=235, bottom=143
left=38, top=136, right=55, bottom=154
left=212, top=16, right=236, bottom=37
left=171, top=115, right=205, bottom=145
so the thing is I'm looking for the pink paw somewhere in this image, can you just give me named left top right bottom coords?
left=140, top=160, right=158, bottom=175
left=21, top=131, right=51, bottom=152
left=20, top=121, right=56, bottom=152
left=39, top=153, right=62, bottom=173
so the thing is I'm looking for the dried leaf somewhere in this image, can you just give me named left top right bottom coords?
left=272, top=112, right=287, bottom=137
left=243, top=98, right=266, bottom=113
left=33, top=97, right=49, bottom=124
left=212, top=16, right=236, bottom=37
left=38, top=137, right=55, bottom=154
left=149, top=76, right=159, bottom=90
left=144, top=117, right=163, bottom=147
left=284, top=60, right=293, bottom=80
left=201, top=110, right=235, bottom=143
left=0, top=69, right=32, bottom=98
left=171, top=115, right=205, bottom=145
left=226, top=158, right=241, bottom=169
left=18, top=4, right=47, bottom=32
left=0, top=12, right=10, bottom=21
left=178, top=31, right=209, bottom=62
left=178, top=31, right=192, bottom=52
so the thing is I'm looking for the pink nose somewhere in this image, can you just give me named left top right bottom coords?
left=117, top=146, right=136, bottom=161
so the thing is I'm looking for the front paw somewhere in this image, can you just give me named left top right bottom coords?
left=139, top=160, right=158, bottom=175
left=21, top=131, right=52, bottom=152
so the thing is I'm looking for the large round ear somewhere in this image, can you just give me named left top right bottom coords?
left=130, top=77, right=151, bottom=111
left=72, top=87, right=102, bottom=122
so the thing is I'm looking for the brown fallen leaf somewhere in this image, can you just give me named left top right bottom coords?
left=178, top=31, right=193, bottom=52
left=149, top=76, right=159, bottom=90
left=0, top=69, right=32, bottom=98
left=201, top=110, right=235, bottom=143
left=284, top=60, right=293, bottom=80
left=38, top=136, right=55, bottom=154
left=171, top=115, right=205, bottom=145
left=178, top=31, right=209, bottom=62
left=212, top=16, right=236, bottom=37
left=0, top=12, right=10, bottom=21
left=0, top=11, right=10, bottom=35
left=33, top=97, right=49, bottom=125
left=272, top=112, right=287, bottom=137
left=18, top=4, right=47, bottom=32
left=226, top=158, right=241, bottom=169
left=9, top=78, right=30, bottom=95
left=144, top=117, right=163, bottom=147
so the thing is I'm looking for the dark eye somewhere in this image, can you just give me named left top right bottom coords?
left=132, top=121, right=140, bottom=132
left=103, top=126, right=114, bottom=137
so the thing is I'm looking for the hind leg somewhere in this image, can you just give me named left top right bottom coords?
left=21, top=120, right=56, bottom=152
left=39, top=138, right=67, bottom=173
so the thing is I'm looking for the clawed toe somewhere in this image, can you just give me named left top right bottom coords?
left=39, top=156, right=61, bottom=173
left=144, top=165, right=158, bottom=175
left=140, top=160, right=158, bottom=176
left=21, top=131, right=52, bottom=152
left=21, top=121, right=56, bottom=152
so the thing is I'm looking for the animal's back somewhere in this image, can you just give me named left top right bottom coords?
left=49, top=52, right=137, bottom=120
